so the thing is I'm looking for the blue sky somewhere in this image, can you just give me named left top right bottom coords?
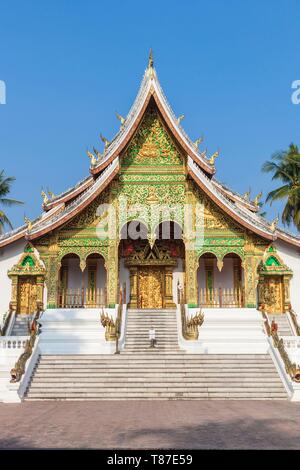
left=0, top=0, right=299, bottom=233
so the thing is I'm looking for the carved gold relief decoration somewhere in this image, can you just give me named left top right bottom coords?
left=138, top=268, right=163, bottom=309
left=122, top=106, right=183, bottom=167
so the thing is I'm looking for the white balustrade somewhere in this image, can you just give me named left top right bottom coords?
left=0, top=336, right=28, bottom=350
left=282, top=337, right=300, bottom=350
left=281, top=336, right=300, bottom=366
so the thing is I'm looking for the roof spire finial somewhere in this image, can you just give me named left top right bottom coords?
left=148, top=48, right=154, bottom=69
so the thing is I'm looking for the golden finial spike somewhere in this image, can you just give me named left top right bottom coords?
left=99, top=133, right=111, bottom=150
left=148, top=48, right=154, bottom=68
left=24, top=216, right=32, bottom=231
left=41, top=190, right=49, bottom=205
left=86, top=150, right=97, bottom=167
left=254, top=191, right=263, bottom=207
left=194, top=137, right=203, bottom=149
left=115, top=112, right=126, bottom=126
left=243, top=189, right=251, bottom=201
left=177, top=114, right=185, bottom=125
left=93, top=147, right=103, bottom=160
left=209, top=150, right=219, bottom=166
left=270, top=216, right=279, bottom=232
left=47, top=190, right=55, bottom=200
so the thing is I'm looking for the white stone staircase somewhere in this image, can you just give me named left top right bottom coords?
left=267, top=313, right=295, bottom=336
left=24, top=353, right=287, bottom=400
left=24, top=308, right=287, bottom=401
left=10, top=315, right=30, bottom=336
left=124, top=309, right=180, bottom=352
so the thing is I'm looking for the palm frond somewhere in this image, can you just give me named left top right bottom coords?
left=0, top=197, right=24, bottom=207
left=0, top=210, right=13, bottom=233
left=265, top=185, right=290, bottom=204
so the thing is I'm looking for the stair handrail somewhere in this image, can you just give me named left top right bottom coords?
left=178, top=286, right=204, bottom=340
left=288, top=308, right=300, bottom=336
left=9, top=304, right=44, bottom=383
left=260, top=306, right=300, bottom=383
left=0, top=303, right=16, bottom=336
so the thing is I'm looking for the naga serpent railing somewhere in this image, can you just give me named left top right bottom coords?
left=100, top=287, right=125, bottom=353
left=10, top=303, right=43, bottom=383
left=261, top=307, right=300, bottom=383
left=0, top=304, right=16, bottom=336
left=178, top=287, right=204, bottom=340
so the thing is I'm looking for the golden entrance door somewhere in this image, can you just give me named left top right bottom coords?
left=264, top=276, right=284, bottom=314
left=17, top=276, right=37, bottom=314
left=138, top=268, right=163, bottom=309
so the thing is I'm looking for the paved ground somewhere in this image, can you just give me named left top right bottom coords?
left=0, top=401, right=300, bottom=449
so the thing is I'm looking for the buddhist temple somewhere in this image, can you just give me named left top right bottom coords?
left=0, top=52, right=300, bottom=402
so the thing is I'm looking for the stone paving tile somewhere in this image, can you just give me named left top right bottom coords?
left=0, top=401, right=300, bottom=449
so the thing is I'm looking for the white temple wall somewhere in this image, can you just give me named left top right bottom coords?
left=275, top=240, right=300, bottom=314
left=0, top=238, right=26, bottom=317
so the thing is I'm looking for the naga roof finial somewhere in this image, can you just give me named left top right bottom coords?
left=209, top=150, right=219, bottom=166
left=254, top=191, right=263, bottom=207
left=270, top=215, right=279, bottom=233
left=24, top=216, right=33, bottom=231
left=41, top=190, right=49, bottom=205
left=148, top=48, right=154, bottom=68
left=194, top=137, right=203, bottom=149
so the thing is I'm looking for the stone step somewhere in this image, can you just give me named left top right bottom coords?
left=125, top=327, right=178, bottom=330
left=32, top=369, right=282, bottom=376
left=123, top=349, right=181, bottom=353
left=38, top=353, right=276, bottom=359
left=30, top=376, right=283, bottom=384
left=37, top=360, right=274, bottom=365
left=28, top=386, right=285, bottom=394
left=35, top=366, right=278, bottom=372
left=128, top=319, right=177, bottom=322
left=25, top=398, right=287, bottom=401
left=124, top=343, right=178, bottom=346
left=38, top=357, right=275, bottom=364
left=25, top=392, right=287, bottom=399
left=25, top=349, right=287, bottom=401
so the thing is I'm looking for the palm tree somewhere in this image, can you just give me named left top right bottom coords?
left=0, top=170, right=23, bottom=234
left=262, top=144, right=300, bottom=230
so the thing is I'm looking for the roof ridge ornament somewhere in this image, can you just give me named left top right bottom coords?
left=270, top=215, right=279, bottom=233
left=147, top=49, right=155, bottom=78
left=47, top=189, right=55, bottom=200
left=194, top=137, right=203, bottom=149
left=243, top=189, right=251, bottom=201
left=209, top=150, right=219, bottom=166
left=87, top=150, right=98, bottom=167
left=24, top=216, right=33, bottom=231
left=176, top=114, right=185, bottom=125
left=41, top=190, right=49, bottom=205
left=115, top=112, right=126, bottom=127
left=148, top=48, right=154, bottom=69
left=254, top=191, right=263, bottom=207
left=93, top=147, right=103, bottom=161
left=99, top=133, right=111, bottom=150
